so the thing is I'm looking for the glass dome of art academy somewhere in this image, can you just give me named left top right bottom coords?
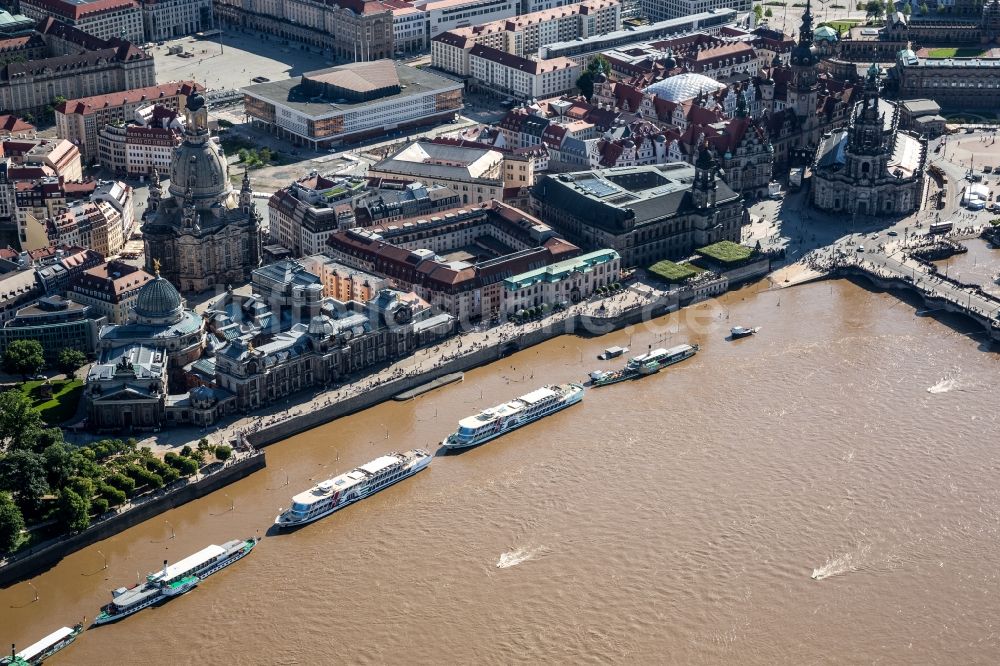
left=644, top=73, right=726, bottom=103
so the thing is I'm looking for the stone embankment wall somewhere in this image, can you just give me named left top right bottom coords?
left=247, top=294, right=681, bottom=448
left=0, top=452, right=266, bottom=588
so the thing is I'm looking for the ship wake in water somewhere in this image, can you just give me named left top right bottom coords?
left=497, top=547, right=542, bottom=569
left=927, top=378, right=957, bottom=394
left=811, top=545, right=871, bottom=580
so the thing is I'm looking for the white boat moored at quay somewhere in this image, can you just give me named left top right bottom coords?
left=275, top=449, right=432, bottom=529
left=2, top=624, right=83, bottom=665
left=442, top=383, right=585, bottom=450
left=93, top=537, right=258, bottom=626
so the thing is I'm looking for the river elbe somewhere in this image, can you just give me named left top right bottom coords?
left=2, top=278, right=999, bottom=664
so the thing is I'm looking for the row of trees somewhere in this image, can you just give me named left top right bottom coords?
left=2, top=339, right=87, bottom=379
left=858, top=0, right=942, bottom=17
left=237, top=147, right=275, bottom=169
left=0, top=391, right=230, bottom=553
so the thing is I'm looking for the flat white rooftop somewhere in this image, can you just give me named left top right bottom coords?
left=155, top=544, right=225, bottom=582
left=520, top=386, right=557, bottom=404
left=17, top=626, right=75, bottom=661
left=359, top=455, right=400, bottom=475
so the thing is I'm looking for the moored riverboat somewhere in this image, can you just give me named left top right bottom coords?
left=442, top=383, right=585, bottom=450
left=589, top=344, right=699, bottom=387
left=93, top=537, right=257, bottom=626
left=275, top=450, right=432, bottom=529
left=2, top=624, right=83, bottom=665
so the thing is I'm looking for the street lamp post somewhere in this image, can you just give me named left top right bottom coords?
left=165, top=520, right=175, bottom=539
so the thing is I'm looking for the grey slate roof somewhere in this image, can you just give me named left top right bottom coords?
left=532, top=163, right=739, bottom=233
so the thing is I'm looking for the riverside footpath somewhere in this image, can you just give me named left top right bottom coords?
left=244, top=285, right=683, bottom=448
left=104, top=280, right=683, bottom=457
left=125, top=256, right=773, bottom=456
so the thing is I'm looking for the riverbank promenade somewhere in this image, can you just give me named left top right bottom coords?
left=90, top=279, right=674, bottom=455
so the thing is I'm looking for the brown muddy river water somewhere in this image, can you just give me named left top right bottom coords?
left=2, top=278, right=1000, bottom=665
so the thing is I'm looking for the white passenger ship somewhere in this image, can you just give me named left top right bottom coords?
left=274, top=449, right=432, bottom=529
left=442, top=383, right=585, bottom=451
left=93, top=537, right=257, bottom=626
left=146, top=537, right=258, bottom=587
left=2, top=624, right=82, bottom=665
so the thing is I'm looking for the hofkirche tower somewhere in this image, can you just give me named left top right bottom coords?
left=141, top=91, right=261, bottom=293
left=786, top=0, right=822, bottom=151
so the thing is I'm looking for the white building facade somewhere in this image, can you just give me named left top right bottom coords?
left=469, top=45, right=582, bottom=99
left=392, top=5, right=427, bottom=53
left=140, top=0, right=214, bottom=41
left=416, top=0, right=518, bottom=40
left=20, top=0, right=145, bottom=43
left=502, top=248, right=620, bottom=312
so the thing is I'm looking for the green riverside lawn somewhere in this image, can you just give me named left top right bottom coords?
left=19, top=379, right=83, bottom=425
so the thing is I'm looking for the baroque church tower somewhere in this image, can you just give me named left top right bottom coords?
left=788, top=0, right=819, bottom=120
left=844, top=63, right=890, bottom=182
left=691, top=142, right=719, bottom=210
left=141, top=91, right=262, bottom=293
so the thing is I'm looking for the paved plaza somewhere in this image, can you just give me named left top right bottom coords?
left=152, top=30, right=330, bottom=94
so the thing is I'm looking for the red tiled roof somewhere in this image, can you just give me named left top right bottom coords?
left=0, top=35, right=35, bottom=50
left=23, top=0, right=137, bottom=21
left=71, top=260, right=152, bottom=302
left=56, top=81, right=202, bottom=116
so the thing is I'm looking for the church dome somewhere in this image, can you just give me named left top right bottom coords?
left=190, top=385, right=216, bottom=408
left=187, top=91, right=206, bottom=113
left=814, top=25, right=838, bottom=42
left=134, top=274, right=183, bottom=321
left=167, top=91, right=232, bottom=204
left=645, top=73, right=725, bottom=103
left=168, top=138, right=232, bottom=203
